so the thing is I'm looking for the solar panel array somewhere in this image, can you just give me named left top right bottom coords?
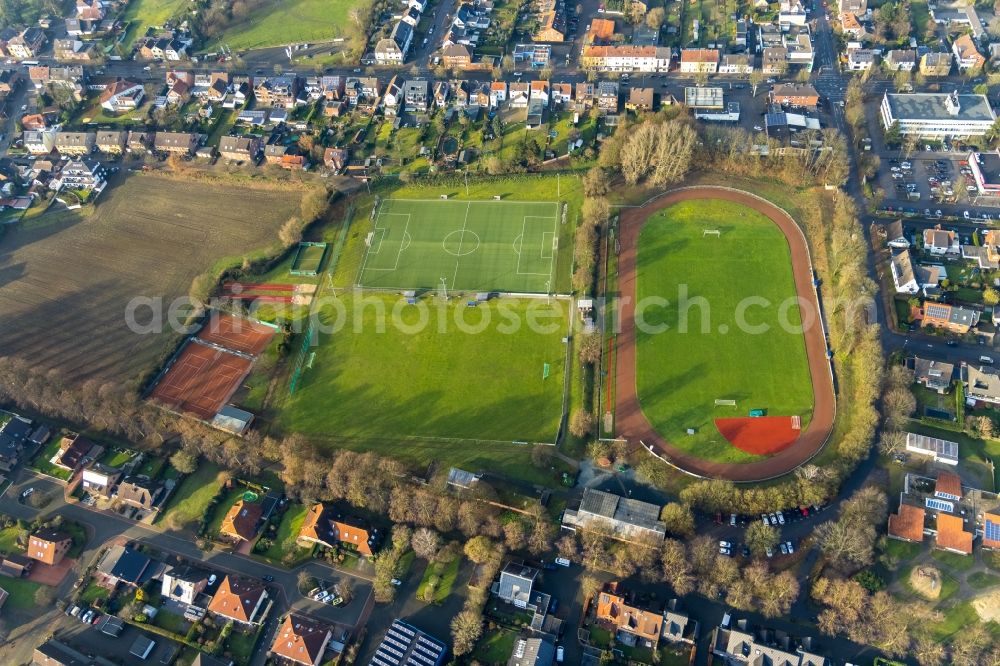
left=369, top=620, right=445, bottom=666
left=986, top=518, right=1000, bottom=543
left=925, top=497, right=954, bottom=513
left=905, top=432, right=959, bottom=462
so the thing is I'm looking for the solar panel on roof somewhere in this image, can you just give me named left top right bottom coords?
left=986, top=519, right=1000, bottom=542
left=926, top=498, right=954, bottom=513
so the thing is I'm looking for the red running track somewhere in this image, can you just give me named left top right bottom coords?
left=614, top=187, right=836, bottom=482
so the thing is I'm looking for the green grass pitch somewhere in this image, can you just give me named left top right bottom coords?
left=278, top=293, right=568, bottom=444
left=634, top=200, right=815, bottom=464
left=357, top=199, right=560, bottom=293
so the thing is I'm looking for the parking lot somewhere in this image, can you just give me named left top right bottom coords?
left=879, top=154, right=1000, bottom=221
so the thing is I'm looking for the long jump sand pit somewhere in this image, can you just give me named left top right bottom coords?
left=973, top=589, right=1000, bottom=622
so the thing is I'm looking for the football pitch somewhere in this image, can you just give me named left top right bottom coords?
left=633, top=199, right=815, bottom=463
left=357, top=199, right=560, bottom=293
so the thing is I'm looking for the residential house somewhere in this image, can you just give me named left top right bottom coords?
left=116, top=476, right=161, bottom=511
left=382, top=75, right=403, bottom=114
left=219, top=499, right=263, bottom=542
left=154, top=131, right=199, bottom=155
left=580, top=45, right=672, bottom=72
left=662, top=599, right=698, bottom=645
left=933, top=4, right=986, bottom=39
left=270, top=614, right=332, bottom=666
left=890, top=248, right=939, bottom=295
left=507, top=637, right=556, bottom=666
left=769, top=83, right=819, bottom=107
left=551, top=82, right=572, bottom=107
left=323, top=147, right=349, bottom=172
left=489, top=81, right=507, bottom=106
left=921, top=302, right=980, bottom=334
left=0, top=68, right=19, bottom=97
left=433, top=80, right=450, bottom=108
left=597, top=81, right=619, bottom=113
left=139, top=37, right=171, bottom=60
left=451, top=80, right=470, bottom=106
left=296, top=504, right=380, bottom=556
left=20, top=113, right=46, bottom=130
left=779, top=0, right=808, bottom=27
left=440, top=43, right=472, bottom=69
left=207, top=576, right=269, bottom=625
left=588, top=18, right=615, bottom=43
left=913, top=357, right=955, bottom=393
left=0, top=554, right=33, bottom=578
left=496, top=561, right=538, bottom=605
left=846, top=45, right=877, bottom=71
left=255, top=75, right=298, bottom=108
left=883, top=220, right=909, bottom=248
left=54, top=131, right=95, bottom=156
left=165, top=39, right=188, bottom=61
left=0, top=417, right=30, bottom=473
left=626, top=87, right=654, bottom=112
left=127, top=130, right=152, bottom=153
left=401, top=5, right=421, bottom=27
left=534, top=3, right=564, bottom=42
left=80, top=462, right=121, bottom=497
left=714, top=624, right=831, bottom=664
left=218, top=135, right=261, bottom=162
left=840, top=11, right=865, bottom=38
left=953, top=34, right=985, bottom=71
left=53, top=38, right=96, bottom=61
left=100, top=79, right=144, bottom=112
left=375, top=21, right=413, bottom=64
left=762, top=48, right=788, bottom=76
left=718, top=54, right=753, bottom=74
left=166, top=78, right=191, bottom=106
left=161, top=565, right=210, bottom=605
left=562, top=488, right=666, bottom=541
left=237, top=109, right=268, bottom=126
left=964, top=363, right=1000, bottom=406
left=27, top=528, right=72, bottom=566
left=920, top=52, right=953, bottom=76
left=595, top=585, right=664, bottom=649
left=923, top=227, right=959, bottom=255
left=278, top=154, right=306, bottom=171
left=7, top=27, right=47, bottom=60
left=529, top=80, right=549, bottom=107
left=345, top=77, right=380, bottom=107
left=54, top=433, right=97, bottom=471
left=95, top=130, right=126, bottom=154
left=95, top=545, right=153, bottom=589
left=402, top=79, right=429, bottom=112
left=371, top=621, right=446, bottom=666
left=885, top=49, right=916, bottom=72
left=23, top=129, right=56, bottom=154
left=678, top=48, right=719, bottom=73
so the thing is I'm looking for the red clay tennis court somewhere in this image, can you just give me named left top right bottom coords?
left=149, top=341, right=254, bottom=420
left=196, top=312, right=276, bottom=356
left=714, top=416, right=801, bottom=455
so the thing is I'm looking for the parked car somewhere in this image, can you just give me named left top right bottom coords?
left=776, top=512, right=785, bottom=525
left=786, top=541, right=795, bottom=554
left=780, top=543, right=789, bottom=555
left=556, top=646, right=565, bottom=663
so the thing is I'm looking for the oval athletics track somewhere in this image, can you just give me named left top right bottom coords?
left=613, top=186, right=836, bottom=482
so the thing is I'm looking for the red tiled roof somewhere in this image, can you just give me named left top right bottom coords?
left=888, top=504, right=925, bottom=542
left=935, top=471, right=963, bottom=499
left=935, top=513, right=973, bottom=554
left=220, top=499, right=262, bottom=542
left=270, top=614, right=331, bottom=666
left=207, top=576, right=266, bottom=623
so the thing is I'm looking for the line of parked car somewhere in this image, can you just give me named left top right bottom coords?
left=67, top=604, right=101, bottom=625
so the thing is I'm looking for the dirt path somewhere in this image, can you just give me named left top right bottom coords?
left=614, top=186, right=836, bottom=482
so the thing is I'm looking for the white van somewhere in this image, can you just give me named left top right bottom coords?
left=980, top=356, right=994, bottom=365
left=554, top=557, right=571, bottom=567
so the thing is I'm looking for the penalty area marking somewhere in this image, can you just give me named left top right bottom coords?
left=516, top=215, right=559, bottom=277
left=361, top=212, right=411, bottom=272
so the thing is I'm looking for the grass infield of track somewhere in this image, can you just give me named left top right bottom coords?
left=277, top=293, right=568, bottom=444
left=634, top=199, right=815, bottom=464
left=357, top=199, right=560, bottom=294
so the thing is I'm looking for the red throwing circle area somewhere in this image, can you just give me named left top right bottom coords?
left=714, top=417, right=801, bottom=455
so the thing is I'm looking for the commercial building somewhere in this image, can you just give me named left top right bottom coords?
left=968, top=150, right=1000, bottom=196
left=562, top=488, right=666, bottom=541
left=580, top=45, right=671, bottom=72
left=880, top=91, right=997, bottom=139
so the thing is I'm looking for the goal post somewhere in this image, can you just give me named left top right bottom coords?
left=703, top=229, right=721, bottom=237
left=714, top=399, right=737, bottom=407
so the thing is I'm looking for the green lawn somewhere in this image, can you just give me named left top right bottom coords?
left=153, top=609, right=189, bottom=635
left=0, top=525, right=23, bottom=555
left=416, top=554, right=461, bottom=604
left=278, top=294, right=567, bottom=444
left=969, top=571, right=1000, bottom=588
left=77, top=579, right=110, bottom=606
left=634, top=199, right=815, bottom=463
left=136, top=456, right=167, bottom=480
left=226, top=625, right=264, bottom=666
left=0, top=576, right=43, bottom=611
left=931, top=549, right=977, bottom=572
left=158, top=464, right=225, bottom=531
left=29, top=436, right=71, bottom=480
left=882, top=538, right=922, bottom=562
left=206, top=488, right=250, bottom=537
left=924, top=600, right=1000, bottom=642
left=100, top=448, right=136, bottom=468
left=472, top=629, right=518, bottom=665
left=204, top=0, right=369, bottom=50
left=260, top=504, right=313, bottom=565
left=121, top=0, right=188, bottom=49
